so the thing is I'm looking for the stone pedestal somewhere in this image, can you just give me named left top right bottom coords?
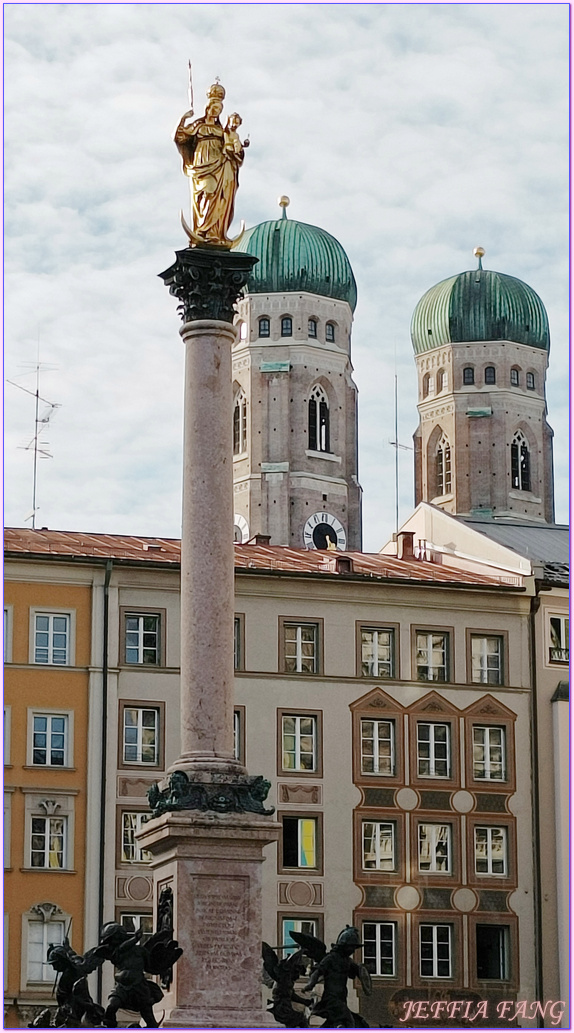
left=149, top=246, right=279, bottom=1028
left=139, top=812, right=279, bottom=1028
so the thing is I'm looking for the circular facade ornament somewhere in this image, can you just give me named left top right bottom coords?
left=452, top=790, right=474, bottom=813
left=287, top=882, right=314, bottom=907
left=127, top=876, right=152, bottom=901
left=233, top=514, right=250, bottom=543
left=395, top=787, right=419, bottom=811
left=452, top=888, right=478, bottom=912
left=395, top=885, right=421, bottom=911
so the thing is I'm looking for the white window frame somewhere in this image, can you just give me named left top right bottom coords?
left=418, top=823, right=451, bottom=873
left=4, top=789, right=14, bottom=869
left=119, top=912, right=153, bottom=940
left=281, top=917, right=318, bottom=958
left=4, top=706, right=11, bottom=766
left=363, top=921, right=396, bottom=977
left=419, top=923, right=452, bottom=978
left=122, top=706, right=160, bottom=766
left=29, top=608, right=76, bottom=666
left=360, top=628, right=394, bottom=678
left=282, top=816, right=318, bottom=869
left=30, top=814, right=67, bottom=870
left=283, top=623, right=319, bottom=674
left=471, top=636, right=503, bottom=685
left=360, top=718, right=395, bottom=776
left=549, top=614, right=569, bottom=663
left=416, top=631, right=449, bottom=682
left=417, top=722, right=451, bottom=778
left=23, top=790, right=76, bottom=872
left=472, top=726, right=506, bottom=781
left=362, top=821, right=395, bottom=871
left=27, top=708, right=74, bottom=768
left=281, top=715, right=317, bottom=772
left=121, top=811, right=152, bottom=864
left=23, top=905, right=68, bottom=984
left=474, top=826, right=507, bottom=876
left=4, top=605, right=13, bottom=663
left=124, top=612, right=161, bottom=666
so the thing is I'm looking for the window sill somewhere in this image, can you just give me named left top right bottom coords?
left=22, top=765, right=77, bottom=772
left=20, top=867, right=76, bottom=874
left=430, top=493, right=453, bottom=504
left=305, top=449, right=342, bottom=463
left=233, top=452, right=248, bottom=461
left=509, top=490, right=541, bottom=503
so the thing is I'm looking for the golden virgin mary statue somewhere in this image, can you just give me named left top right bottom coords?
left=174, top=81, right=248, bottom=248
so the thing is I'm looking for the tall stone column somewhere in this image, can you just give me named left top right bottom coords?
left=139, top=246, right=280, bottom=1028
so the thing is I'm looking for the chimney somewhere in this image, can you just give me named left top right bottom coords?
left=396, top=531, right=415, bottom=560
left=252, top=533, right=272, bottom=546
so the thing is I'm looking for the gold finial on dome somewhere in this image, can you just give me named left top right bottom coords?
left=278, top=195, right=290, bottom=220
left=473, top=245, right=485, bottom=270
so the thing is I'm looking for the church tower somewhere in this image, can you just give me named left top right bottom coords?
left=411, top=249, right=554, bottom=522
left=231, top=199, right=362, bottom=549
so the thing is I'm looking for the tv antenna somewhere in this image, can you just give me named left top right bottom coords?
left=7, top=347, right=61, bottom=529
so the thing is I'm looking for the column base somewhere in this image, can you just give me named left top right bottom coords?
left=161, top=1005, right=280, bottom=1028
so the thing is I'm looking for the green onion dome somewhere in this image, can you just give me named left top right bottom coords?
left=411, top=264, right=550, bottom=354
left=235, top=207, right=357, bottom=311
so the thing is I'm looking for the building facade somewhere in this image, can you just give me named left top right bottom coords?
left=5, top=529, right=546, bottom=1027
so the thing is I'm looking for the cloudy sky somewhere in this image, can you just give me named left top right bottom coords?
left=4, top=3, right=569, bottom=551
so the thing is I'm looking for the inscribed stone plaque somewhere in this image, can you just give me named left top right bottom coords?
left=191, top=875, right=247, bottom=978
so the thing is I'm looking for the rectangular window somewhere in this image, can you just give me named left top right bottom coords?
left=119, top=913, right=153, bottom=941
left=471, top=636, right=503, bottom=685
left=283, top=622, right=319, bottom=674
left=28, top=920, right=65, bottom=981
left=417, top=723, right=450, bottom=778
left=125, top=613, right=161, bottom=665
left=362, top=821, right=395, bottom=871
left=282, top=817, right=317, bottom=869
left=233, top=709, right=241, bottom=762
left=420, top=924, right=451, bottom=978
left=474, top=827, right=507, bottom=876
left=234, top=616, right=242, bottom=670
left=360, top=719, right=395, bottom=775
left=30, top=816, right=66, bottom=869
left=416, top=631, right=449, bottom=682
left=472, top=726, right=505, bottom=781
left=121, top=812, right=152, bottom=863
left=282, top=917, right=318, bottom=958
left=360, top=627, right=394, bottom=678
left=549, top=615, right=569, bottom=663
left=282, top=715, right=316, bottom=772
left=363, top=922, right=396, bottom=977
left=418, top=824, right=451, bottom=873
left=32, top=714, right=68, bottom=766
left=476, top=925, right=509, bottom=980
left=34, top=613, right=69, bottom=665
left=123, top=707, right=159, bottom=765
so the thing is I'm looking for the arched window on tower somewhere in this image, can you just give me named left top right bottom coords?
left=437, top=369, right=448, bottom=392
left=485, top=366, right=496, bottom=385
left=258, top=316, right=270, bottom=338
left=423, top=373, right=434, bottom=398
left=463, top=367, right=475, bottom=386
left=281, top=316, right=293, bottom=337
left=233, top=390, right=247, bottom=455
left=308, top=385, right=330, bottom=453
left=436, top=433, right=452, bottom=496
left=308, top=318, right=318, bottom=339
left=511, top=431, right=531, bottom=491
left=325, top=322, right=336, bottom=343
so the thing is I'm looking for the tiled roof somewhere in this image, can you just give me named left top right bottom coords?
left=4, top=527, right=516, bottom=588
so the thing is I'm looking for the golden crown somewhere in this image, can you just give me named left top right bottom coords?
left=207, top=81, right=225, bottom=101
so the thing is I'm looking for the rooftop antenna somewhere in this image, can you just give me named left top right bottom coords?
left=7, top=338, right=60, bottom=529
left=388, top=342, right=413, bottom=536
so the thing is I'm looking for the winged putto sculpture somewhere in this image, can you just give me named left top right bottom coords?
left=289, top=926, right=372, bottom=1029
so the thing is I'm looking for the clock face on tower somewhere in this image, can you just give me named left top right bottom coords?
left=303, top=512, right=347, bottom=550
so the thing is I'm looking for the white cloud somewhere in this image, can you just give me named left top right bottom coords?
left=4, top=3, right=568, bottom=548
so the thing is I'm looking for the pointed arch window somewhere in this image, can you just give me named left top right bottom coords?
left=233, top=390, right=247, bottom=455
left=511, top=431, right=530, bottom=491
left=308, top=385, right=330, bottom=453
left=436, top=434, right=452, bottom=496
